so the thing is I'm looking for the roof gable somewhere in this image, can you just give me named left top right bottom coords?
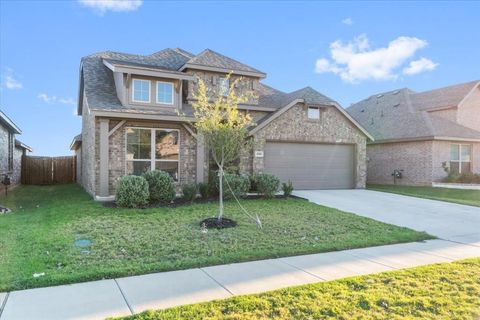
left=180, top=49, right=266, bottom=78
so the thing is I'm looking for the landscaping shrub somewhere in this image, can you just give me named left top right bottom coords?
left=443, top=172, right=480, bottom=184
left=256, top=173, right=280, bottom=198
left=217, top=173, right=250, bottom=199
left=182, top=183, right=198, bottom=202
left=116, top=175, right=149, bottom=208
left=198, top=182, right=211, bottom=199
left=143, top=170, right=176, bottom=203
left=282, top=180, right=294, bottom=198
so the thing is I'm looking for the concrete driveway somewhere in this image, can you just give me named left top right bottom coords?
left=293, top=189, right=480, bottom=246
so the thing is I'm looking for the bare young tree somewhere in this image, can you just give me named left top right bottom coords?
left=191, top=75, right=255, bottom=221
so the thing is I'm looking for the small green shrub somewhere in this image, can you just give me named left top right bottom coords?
left=198, top=182, right=211, bottom=199
left=217, top=173, right=250, bottom=199
left=256, top=173, right=280, bottom=198
left=282, top=180, right=294, bottom=198
left=116, top=175, right=149, bottom=208
left=143, top=170, right=176, bottom=203
left=443, top=172, right=480, bottom=184
left=182, top=183, right=198, bottom=202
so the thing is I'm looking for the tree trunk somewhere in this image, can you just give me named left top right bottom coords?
left=218, top=165, right=224, bottom=221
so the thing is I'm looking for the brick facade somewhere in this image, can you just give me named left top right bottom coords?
left=87, top=118, right=197, bottom=196
left=0, top=122, right=24, bottom=193
left=241, top=103, right=368, bottom=188
left=367, top=140, right=480, bottom=186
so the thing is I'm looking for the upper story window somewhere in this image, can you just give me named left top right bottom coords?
left=156, top=81, right=174, bottom=105
left=132, top=79, right=151, bottom=103
left=450, top=144, right=472, bottom=174
left=218, top=77, right=229, bottom=96
left=307, top=106, right=320, bottom=120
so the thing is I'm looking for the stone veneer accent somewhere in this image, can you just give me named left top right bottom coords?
left=367, top=140, right=480, bottom=185
left=241, top=103, right=368, bottom=188
left=184, top=70, right=259, bottom=105
left=93, top=118, right=197, bottom=196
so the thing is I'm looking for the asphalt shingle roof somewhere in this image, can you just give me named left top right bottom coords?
left=183, top=49, right=265, bottom=75
left=347, top=81, right=480, bottom=142
left=80, top=48, right=337, bottom=123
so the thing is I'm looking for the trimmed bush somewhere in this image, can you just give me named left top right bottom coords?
left=443, top=172, right=480, bottom=184
left=217, top=173, right=250, bottom=199
left=198, top=182, right=211, bottom=200
left=182, top=183, right=198, bottom=202
left=143, top=170, right=176, bottom=203
left=256, top=173, right=280, bottom=198
left=116, top=175, right=149, bottom=208
left=282, top=180, right=294, bottom=198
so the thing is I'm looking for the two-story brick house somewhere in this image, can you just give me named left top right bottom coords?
left=71, top=48, right=372, bottom=200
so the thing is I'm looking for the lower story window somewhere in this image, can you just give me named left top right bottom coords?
left=126, top=128, right=179, bottom=180
left=450, top=144, right=471, bottom=174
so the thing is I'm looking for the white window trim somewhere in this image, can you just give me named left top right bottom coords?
left=307, top=106, right=321, bottom=120
left=132, top=79, right=151, bottom=103
left=450, top=143, right=472, bottom=174
left=125, top=127, right=180, bottom=180
left=155, top=81, right=174, bottom=105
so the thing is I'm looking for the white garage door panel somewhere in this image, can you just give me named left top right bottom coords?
left=264, top=142, right=355, bottom=189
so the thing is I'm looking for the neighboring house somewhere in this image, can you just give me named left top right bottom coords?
left=71, top=48, right=372, bottom=200
left=0, top=110, right=32, bottom=193
left=348, top=81, right=480, bottom=186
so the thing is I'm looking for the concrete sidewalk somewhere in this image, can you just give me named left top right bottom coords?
left=1, top=239, right=479, bottom=320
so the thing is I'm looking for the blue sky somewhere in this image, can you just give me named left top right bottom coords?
left=1, top=0, right=479, bottom=156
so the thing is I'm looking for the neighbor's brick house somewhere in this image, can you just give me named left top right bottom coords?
left=0, top=110, right=32, bottom=193
left=71, top=48, right=372, bottom=200
left=348, top=81, right=480, bottom=186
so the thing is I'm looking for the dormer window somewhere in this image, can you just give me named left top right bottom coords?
left=132, top=79, right=151, bottom=103
left=307, top=106, right=320, bottom=120
left=219, top=77, right=229, bottom=96
left=156, top=81, right=174, bottom=105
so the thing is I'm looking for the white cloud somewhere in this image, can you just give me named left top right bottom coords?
left=314, top=34, right=437, bottom=83
left=342, top=17, right=353, bottom=25
left=78, top=0, right=143, bottom=14
left=403, top=57, right=438, bottom=75
left=1, top=68, right=23, bottom=90
left=38, top=93, right=76, bottom=105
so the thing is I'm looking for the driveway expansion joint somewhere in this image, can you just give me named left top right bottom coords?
left=0, top=292, right=9, bottom=319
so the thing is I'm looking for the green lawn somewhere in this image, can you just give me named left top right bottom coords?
left=368, top=184, right=480, bottom=207
left=117, top=258, right=480, bottom=320
left=0, top=184, right=432, bottom=291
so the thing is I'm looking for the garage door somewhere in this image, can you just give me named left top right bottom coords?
left=264, top=142, right=355, bottom=189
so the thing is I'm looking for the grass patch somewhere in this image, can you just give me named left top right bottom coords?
left=116, top=258, right=480, bottom=320
left=0, top=184, right=433, bottom=291
left=368, top=184, right=480, bottom=207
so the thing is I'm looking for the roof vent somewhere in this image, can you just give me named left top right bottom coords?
left=393, top=90, right=400, bottom=95
left=393, top=103, right=400, bottom=107
left=377, top=94, right=384, bottom=98
left=361, top=109, right=365, bottom=113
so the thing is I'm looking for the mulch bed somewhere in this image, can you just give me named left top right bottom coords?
left=102, top=194, right=303, bottom=209
left=200, top=217, right=237, bottom=229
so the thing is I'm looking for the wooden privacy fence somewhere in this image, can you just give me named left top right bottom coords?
left=22, top=156, right=76, bottom=185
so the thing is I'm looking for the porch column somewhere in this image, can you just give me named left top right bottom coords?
left=99, top=119, right=110, bottom=197
left=196, top=133, right=205, bottom=183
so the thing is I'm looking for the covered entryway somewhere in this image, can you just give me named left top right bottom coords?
left=264, top=142, right=355, bottom=189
